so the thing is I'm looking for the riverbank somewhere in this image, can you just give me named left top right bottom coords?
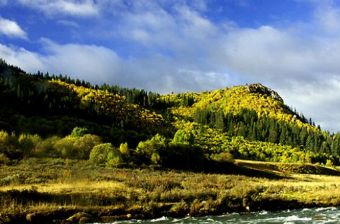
left=1, top=158, right=340, bottom=224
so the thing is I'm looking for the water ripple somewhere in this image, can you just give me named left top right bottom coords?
left=97, top=207, right=340, bottom=224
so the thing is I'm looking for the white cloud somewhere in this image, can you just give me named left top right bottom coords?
left=0, top=44, right=44, bottom=70
left=40, top=39, right=122, bottom=84
left=4, top=0, right=340, bottom=131
left=310, top=0, right=340, bottom=34
left=222, top=26, right=325, bottom=83
left=103, top=0, right=340, bottom=131
left=217, top=24, right=340, bottom=131
left=0, top=39, right=234, bottom=93
left=0, top=18, right=27, bottom=39
left=276, top=79, right=340, bottom=132
left=17, top=0, right=99, bottom=17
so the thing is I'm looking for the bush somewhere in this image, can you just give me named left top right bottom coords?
left=54, top=136, right=77, bottom=158
left=89, top=143, right=122, bottom=166
left=158, top=143, right=208, bottom=170
left=0, top=153, right=10, bottom=165
left=89, top=143, right=112, bottom=164
left=106, top=149, right=123, bottom=167
left=70, top=127, right=89, bottom=137
left=0, top=130, right=14, bottom=152
left=73, top=134, right=101, bottom=159
left=151, top=152, right=160, bottom=164
left=210, top=152, right=235, bottom=163
left=172, top=129, right=194, bottom=145
left=53, top=134, right=101, bottom=159
left=119, top=142, right=129, bottom=155
left=326, top=159, right=334, bottom=167
left=18, top=134, right=42, bottom=157
left=136, top=134, right=166, bottom=163
left=34, top=136, right=61, bottom=157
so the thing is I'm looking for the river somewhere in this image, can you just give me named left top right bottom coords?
left=99, top=207, right=340, bottom=223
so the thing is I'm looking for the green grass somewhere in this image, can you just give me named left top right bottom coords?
left=1, top=158, right=340, bottom=223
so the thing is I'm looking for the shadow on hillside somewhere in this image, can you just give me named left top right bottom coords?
left=158, top=161, right=286, bottom=180
left=236, top=160, right=340, bottom=176
left=208, top=161, right=286, bottom=179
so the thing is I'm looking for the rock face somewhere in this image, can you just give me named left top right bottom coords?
left=246, top=83, right=284, bottom=103
left=62, top=212, right=93, bottom=224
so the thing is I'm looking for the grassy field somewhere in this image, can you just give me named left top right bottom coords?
left=1, top=158, right=340, bottom=224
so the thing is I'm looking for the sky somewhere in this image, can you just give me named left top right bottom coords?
left=1, top=0, right=340, bottom=132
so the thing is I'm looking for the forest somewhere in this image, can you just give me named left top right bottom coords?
left=0, top=59, right=339, bottom=169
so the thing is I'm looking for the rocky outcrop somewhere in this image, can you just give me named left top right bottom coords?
left=246, top=83, right=284, bottom=103
left=62, top=212, right=93, bottom=224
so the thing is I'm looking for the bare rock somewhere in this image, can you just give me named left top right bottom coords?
left=64, top=212, right=93, bottom=224
left=246, top=83, right=284, bottom=103
left=26, top=213, right=37, bottom=222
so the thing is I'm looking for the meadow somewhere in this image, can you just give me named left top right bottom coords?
left=1, top=158, right=340, bottom=224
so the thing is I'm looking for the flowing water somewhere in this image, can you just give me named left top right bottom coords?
left=98, top=207, right=340, bottom=223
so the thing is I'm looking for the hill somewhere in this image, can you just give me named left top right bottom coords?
left=0, top=59, right=168, bottom=144
left=161, top=83, right=338, bottom=165
left=3, top=60, right=340, bottom=223
left=0, top=59, right=339, bottom=167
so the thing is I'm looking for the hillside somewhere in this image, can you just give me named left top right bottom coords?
left=0, top=60, right=168, bottom=145
left=162, top=84, right=338, bottom=164
left=0, top=59, right=339, bottom=167
left=3, top=60, right=340, bottom=223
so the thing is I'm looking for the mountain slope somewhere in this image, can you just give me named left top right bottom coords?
left=0, top=59, right=339, bottom=166
left=161, top=83, right=338, bottom=164
left=163, top=83, right=312, bottom=126
left=0, top=60, right=168, bottom=145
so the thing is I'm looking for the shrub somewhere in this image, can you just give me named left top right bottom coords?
left=89, top=143, right=122, bottom=166
left=119, top=142, right=129, bottom=155
left=106, top=149, right=123, bottom=167
left=210, top=152, right=235, bottom=163
left=54, top=136, right=77, bottom=158
left=326, top=159, right=334, bottom=167
left=0, top=130, right=13, bottom=152
left=34, top=136, right=61, bottom=157
left=52, top=134, right=101, bottom=159
left=73, top=134, right=101, bottom=159
left=70, top=127, right=89, bottom=137
left=0, top=153, right=10, bottom=165
left=89, top=143, right=112, bottom=164
left=172, top=129, right=194, bottom=145
left=18, top=134, right=42, bottom=157
left=158, top=143, right=208, bottom=170
left=136, top=134, right=166, bottom=163
left=151, top=152, right=160, bottom=164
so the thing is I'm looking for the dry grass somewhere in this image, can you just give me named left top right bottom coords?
left=1, top=158, right=340, bottom=223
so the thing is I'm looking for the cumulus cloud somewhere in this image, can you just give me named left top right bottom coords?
left=3, top=0, right=340, bottom=131
left=98, top=0, right=340, bottom=131
left=215, top=3, right=340, bottom=132
left=40, top=39, right=122, bottom=84
left=0, top=39, right=233, bottom=93
left=0, top=40, right=122, bottom=84
left=17, top=0, right=99, bottom=17
left=276, top=79, right=340, bottom=132
left=0, top=18, right=27, bottom=39
left=0, top=44, right=44, bottom=70
left=216, top=25, right=340, bottom=131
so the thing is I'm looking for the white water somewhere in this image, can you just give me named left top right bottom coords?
left=97, top=207, right=340, bottom=223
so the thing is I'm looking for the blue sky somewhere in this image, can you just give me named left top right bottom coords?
left=1, top=0, right=340, bottom=132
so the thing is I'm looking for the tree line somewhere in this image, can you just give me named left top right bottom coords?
left=194, top=108, right=339, bottom=158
